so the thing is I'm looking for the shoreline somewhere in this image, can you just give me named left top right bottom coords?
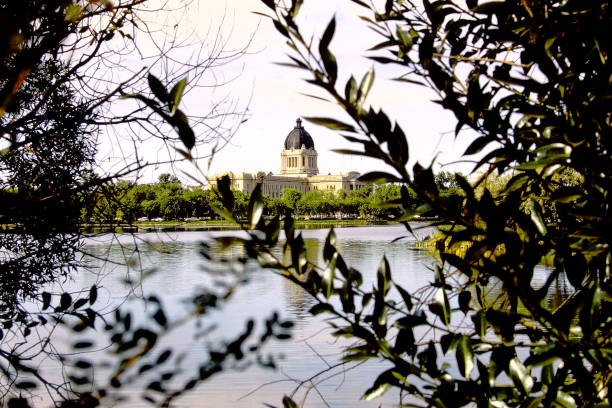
left=78, top=218, right=439, bottom=233
left=78, top=218, right=399, bottom=233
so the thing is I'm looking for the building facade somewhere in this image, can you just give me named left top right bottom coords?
left=209, top=118, right=366, bottom=197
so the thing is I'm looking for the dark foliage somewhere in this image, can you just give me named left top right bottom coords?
left=210, top=1, right=611, bottom=406
left=0, top=59, right=96, bottom=316
left=0, top=1, right=257, bottom=406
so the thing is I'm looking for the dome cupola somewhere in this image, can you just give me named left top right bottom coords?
left=280, top=118, right=318, bottom=176
left=284, top=118, right=315, bottom=150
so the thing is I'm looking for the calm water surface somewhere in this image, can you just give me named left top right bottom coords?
left=39, top=224, right=567, bottom=407
left=50, top=224, right=432, bottom=407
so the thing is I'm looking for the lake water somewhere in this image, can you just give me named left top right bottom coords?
left=31, top=224, right=568, bottom=407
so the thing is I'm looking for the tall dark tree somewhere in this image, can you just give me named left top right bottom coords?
left=0, top=59, right=96, bottom=316
left=0, top=1, right=260, bottom=406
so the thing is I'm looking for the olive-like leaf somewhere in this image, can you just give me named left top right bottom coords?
left=60, top=292, right=72, bottom=310
left=434, top=287, right=450, bottom=326
left=247, top=183, right=264, bottom=229
left=322, top=252, right=337, bottom=299
left=89, top=285, right=97, bottom=305
left=377, top=256, right=391, bottom=296
left=261, top=0, right=275, bottom=11
left=147, top=73, right=169, bottom=103
left=509, top=357, right=533, bottom=394
left=42, top=292, right=51, bottom=310
left=456, top=335, right=474, bottom=378
left=529, top=199, right=547, bottom=236
left=357, top=66, right=375, bottom=110
left=309, top=302, right=334, bottom=316
left=304, top=116, right=355, bottom=131
left=319, top=16, right=336, bottom=55
left=345, top=75, right=358, bottom=103
left=458, top=291, right=471, bottom=314
left=358, top=171, right=401, bottom=183
left=169, top=77, right=187, bottom=114
left=361, top=381, right=391, bottom=400
left=174, top=111, right=195, bottom=150
left=394, top=283, right=413, bottom=311
left=282, top=395, right=299, bottom=408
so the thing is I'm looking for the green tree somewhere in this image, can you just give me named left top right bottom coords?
left=282, top=188, right=302, bottom=211
left=184, top=187, right=213, bottom=218
left=157, top=173, right=180, bottom=185
left=434, top=171, right=461, bottom=190
left=265, top=196, right=289, bottom=216
left=216, top=1, right=610, bottom=407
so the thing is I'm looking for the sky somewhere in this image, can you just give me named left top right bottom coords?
left=124, top=0, right=475, bottom=183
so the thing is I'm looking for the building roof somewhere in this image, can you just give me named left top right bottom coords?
left=284, top=118, right=315, bottom=150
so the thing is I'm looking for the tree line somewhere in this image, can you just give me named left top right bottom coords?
left=85, top=171, right=464, bottom=223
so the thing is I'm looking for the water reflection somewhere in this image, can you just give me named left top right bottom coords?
left=35, top=224, right=570, bottom=407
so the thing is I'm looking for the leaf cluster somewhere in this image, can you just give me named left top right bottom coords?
left=228, top=1, right=612, bottom=406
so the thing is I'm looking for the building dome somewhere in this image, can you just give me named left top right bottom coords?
left=284, top=118, right=315, bottom=150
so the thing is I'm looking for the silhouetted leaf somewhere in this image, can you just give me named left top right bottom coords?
left=322, top=252, right=337, bottom=299
left=394, top=283, right=413, bottom=310
left=464, top=136, right=490, bottom=155
left=157, top=349, right=171, bottom=365
left=458, top=291, right=471, bottom=314
left=153, top=309, right=167, bottom=328
left=73, top=298, right=88, bottom=310
left=358, top=171, right=401, bottom=183
left=42, top=292, right=51, bottom=310
left=15, top=381, right=37, bottom=390
left=319, top=16, right=336, bottom=53
left=147, top=73, right=168, bottom=103
left=74, top=360, right=92, bottom=369
left=433, top=287, right=450, bottom=325
left=282, top=395, right=299, bottom=408
left=73, top=341, right=93, bottom=349
left=377, top=256, right=392, bottom=296
left=261, top=0, right=275, bottom=11
left=247, top=183, right=264, bottom=229
left=309, top=303, right=334, bottom=316
left=304, top=116, right=355, bottom=131
left=60, top=292, right=72, bottom=310
left=89, top=285, right=97, bottom=305
left=456, top=335, right=474, bottom=378
left=174, top=111, right=195, bottom=150
left=361, top=378, right=391, bottom=400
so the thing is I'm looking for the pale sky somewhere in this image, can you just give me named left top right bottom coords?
left=116, top=1, right=474, bottom=183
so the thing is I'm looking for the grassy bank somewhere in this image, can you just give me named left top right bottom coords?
left=79, top=218, right=398, bottom=232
